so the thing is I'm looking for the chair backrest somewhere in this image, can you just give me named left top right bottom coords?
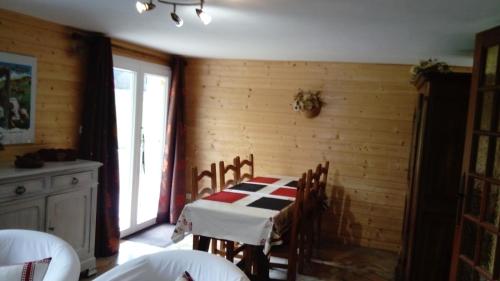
left=238, top=154, right=254, bottom=182
left=191, top=163, right=217, bottom=200
left=219, top=158, right=240, bottom=190
left=93, top=250, right=250, bottom=281
left=0, top=229, right=80, bottom=281
left=286, top=173, right=306, bottom=281
left=315, top=161, right=329, bottom=194
left=304, top=169, right=319, bottom=216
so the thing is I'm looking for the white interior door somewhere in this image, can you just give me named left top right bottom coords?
left=113, top=55, right=170, bottom=237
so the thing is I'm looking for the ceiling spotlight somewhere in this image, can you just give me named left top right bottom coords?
left=171, top=5, right=183, bottom=27
left=136, top=0, right=156, bottom=14
left=196, top=8, right=211, bottom=25
left=139, top=0, right=213, bottom=27
left=196, top=0, right=211, bottom=25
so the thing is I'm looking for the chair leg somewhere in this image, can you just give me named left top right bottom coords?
left=243, top=246, right=253, bottom=276
left=317, top=210, right=323, bottom=248
left=255, top=247, right=270, bottom=281
left=193, top=235, right=199, bottom=250
left=298, top=229, right=305, bottom=274
left=196, top=236, right=211, bottom=252
left=307, top=224, right=314, bottom=263
left=211, top=239, right=217, bottom=255
left=226, top=241, right=235, bottom=262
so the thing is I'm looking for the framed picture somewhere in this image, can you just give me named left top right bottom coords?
left=0, top=52, right=37, bottom=144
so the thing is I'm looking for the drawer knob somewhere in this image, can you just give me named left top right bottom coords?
left=48, top=227, right=55, bottom=231
left=71, top=177, right=79, bottom=185
left=15, top=186, right=26, bottom=195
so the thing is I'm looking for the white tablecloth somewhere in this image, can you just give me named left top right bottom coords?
left=171, top=176, right=298, bottom=253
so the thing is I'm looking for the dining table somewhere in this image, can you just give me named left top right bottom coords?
left=171, top=175, right=299, bottom=280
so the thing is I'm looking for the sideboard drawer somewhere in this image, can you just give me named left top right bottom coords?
left=52, top=171, right=93, bottom=190
left=0, top=178, right=45, bottom=200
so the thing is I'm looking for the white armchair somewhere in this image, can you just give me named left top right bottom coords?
left=93, top=250, right=250, bottom=281
left=0, top=229, right=80, bottom=281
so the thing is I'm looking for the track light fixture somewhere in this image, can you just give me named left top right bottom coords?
left=136, top=0, right=212, bottom=27
left=136, top=0, right=156, bottom=14
left=170, top=5, right=183, bottom=27
left=195, top=1, right=211, bottom=25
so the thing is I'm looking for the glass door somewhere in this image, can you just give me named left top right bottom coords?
left=113, top=55, right=170, bottom=237
left=450, top=27, right=500, bottom=281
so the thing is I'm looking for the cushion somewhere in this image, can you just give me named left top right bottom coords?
left=175, top=271, right=194, bottom=281
left=0, top=258, right=52, bottom=281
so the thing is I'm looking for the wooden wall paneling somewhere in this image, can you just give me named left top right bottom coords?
left=0, top=9, right=87, bottom=163
left=186, top=58, right=419, bottom=252
left=0, top=9, right=171, bottom=165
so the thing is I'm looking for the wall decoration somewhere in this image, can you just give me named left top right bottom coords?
left=410, top=58, right=451, bottom=81
left=292, top=89, right=324, bottom=118
left=0, top=52, right=37, bottom=144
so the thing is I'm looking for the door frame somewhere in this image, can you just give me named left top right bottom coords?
left=113, top=55, right=171, bottom=238
left=450, top=26, right=500, bottom=281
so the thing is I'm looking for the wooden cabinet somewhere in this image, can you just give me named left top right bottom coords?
left=0, top=160, right=101, bottom=276
left=396, top=73, right=471, bottom=281
left=0, top=198, right=45, bottom=230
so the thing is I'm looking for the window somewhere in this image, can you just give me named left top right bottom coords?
left=113, top=55, right=170, bottom=237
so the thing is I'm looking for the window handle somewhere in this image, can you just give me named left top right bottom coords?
left=141, top=130, right=146, bottom=173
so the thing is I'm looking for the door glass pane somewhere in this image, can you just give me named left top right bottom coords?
left=466, top=179, right=483, bottom=217
left=480, top=229, right=497, bottom=276
left=484, top=45, right=499, bottom=86
left=137, top=73, right=168, bottom=224
left=457, top=260, right=474, bottom=281
left=479, top=91, right=495, bottom=131
left=475, top=136, right=490, bottom=175
left=486, top=184, right=500, bottom=226
left=461, top=219, right=477, bottom=259
left=114, top=68, right=136, bottom=231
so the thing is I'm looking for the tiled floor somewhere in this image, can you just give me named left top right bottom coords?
left=80, top=235, right=397, bottom=281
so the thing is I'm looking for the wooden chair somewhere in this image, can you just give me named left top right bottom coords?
left=300, top=169, right=320, bottom=269
left=268, top=172, right=306, bottom=281
left=217, top=158, right=243, bottom=261
left=314, top=161, right=329, bottom=246
left=191, top=163, right=217, bottom=201
left=191, top=163, right=222, bottom=256
left=237, top=154, right=254, bottom=182
left=219, top=157, right=240, bottom=190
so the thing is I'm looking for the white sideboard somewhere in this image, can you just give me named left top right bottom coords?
left=0, top=160, right=102, bottom=276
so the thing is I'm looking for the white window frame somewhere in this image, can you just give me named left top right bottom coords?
left=113, top=55, right=171, bottom=238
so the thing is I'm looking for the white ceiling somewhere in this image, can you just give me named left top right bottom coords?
left=1, top=0, right=500, bottom=66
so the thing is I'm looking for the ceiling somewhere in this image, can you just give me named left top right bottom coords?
left=1, top=0, right=500, bottom=66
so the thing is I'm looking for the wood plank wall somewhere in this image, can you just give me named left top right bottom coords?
left=0, top=9, right=86, bottom=164
left=0, top=9, right=170, bottom=165
left=185, top=59, right=418, bottom=252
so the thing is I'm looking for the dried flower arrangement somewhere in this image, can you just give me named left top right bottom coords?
left=292, top=89, right=324, bottom=111
left=410, top=58, right=451, bottom=81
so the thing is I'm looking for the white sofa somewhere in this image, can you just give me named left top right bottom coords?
left=0, top=229, right=80, bottom=281
left=93, top=250, right=250, bottom=281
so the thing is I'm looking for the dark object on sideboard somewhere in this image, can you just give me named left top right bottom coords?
left=395, top=72, right=471, bottom=281
left=15, top=152, right=44, bottom=168
left=38, top=149, right=77, bottom=161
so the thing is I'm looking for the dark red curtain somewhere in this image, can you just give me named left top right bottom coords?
left=79, top=36, right=120, bottom=257
left=157, top=56, right=187, bottom=224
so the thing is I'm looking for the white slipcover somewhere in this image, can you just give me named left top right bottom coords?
left=0, top=229, right=80, bottom=281
left=93, top=250, right=250, bottom=281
